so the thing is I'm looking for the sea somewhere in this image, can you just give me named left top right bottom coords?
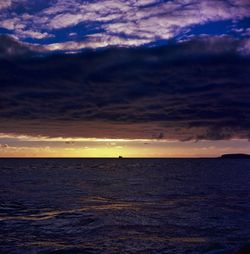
left=0, top=158, right=249, bottom=254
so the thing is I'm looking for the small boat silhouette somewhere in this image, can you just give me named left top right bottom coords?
left=118, top=156, right=123, bottom=159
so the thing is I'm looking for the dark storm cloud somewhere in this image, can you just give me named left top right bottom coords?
left=0, top=35, right=33, bottom=58
left=0, top=35, right=44, bottom=58
left=0, top=35, right=250, bottom=140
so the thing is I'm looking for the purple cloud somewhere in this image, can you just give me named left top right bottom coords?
left=0, top=0, right=249, bottom=49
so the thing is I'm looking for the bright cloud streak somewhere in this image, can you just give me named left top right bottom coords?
left=0, top=133, right=179, bottom=143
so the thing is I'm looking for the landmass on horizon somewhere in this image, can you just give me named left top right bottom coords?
left=219, top=153, right=250, bottom=159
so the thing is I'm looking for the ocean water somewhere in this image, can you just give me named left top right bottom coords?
left=0, top=158, right=249, bottom=254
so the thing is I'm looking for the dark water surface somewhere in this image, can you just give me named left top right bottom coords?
left=0, top=158, right=249, bottom=254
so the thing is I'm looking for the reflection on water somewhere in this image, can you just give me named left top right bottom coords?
left=0, top=158, right=249, bottom=254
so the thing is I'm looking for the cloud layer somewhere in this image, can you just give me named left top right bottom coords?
left=0, top=0, right=249, bottom=49
left=0, top=35, right=250, bottom=141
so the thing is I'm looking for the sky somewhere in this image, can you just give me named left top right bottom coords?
left=0, top=0, right=250, bottom=157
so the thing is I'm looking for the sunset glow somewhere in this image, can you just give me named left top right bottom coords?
left=0, top=1, right=250, bottom=157
left=1, top=1, right=250, bottom=254
left=1, top=133, right=250, bottom=157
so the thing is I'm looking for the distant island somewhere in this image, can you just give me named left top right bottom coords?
left=219, top=153, right=250, bottom=159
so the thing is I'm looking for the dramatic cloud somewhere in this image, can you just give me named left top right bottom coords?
left=0, top=35, right=44, bottom=58
left=0, top=0, right=249, bottom=49
left=0, top=35, right=250, bottom=141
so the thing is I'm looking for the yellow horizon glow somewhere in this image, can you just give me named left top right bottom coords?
left=0, top=144, right=249, bottom=158
left=0, top=133, right=250, bottom=158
